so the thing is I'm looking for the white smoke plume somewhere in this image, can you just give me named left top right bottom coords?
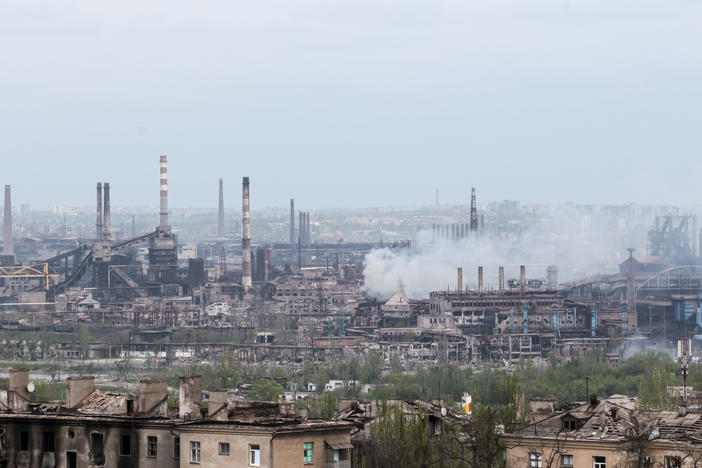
left=362, top=217, right=645, bottom=300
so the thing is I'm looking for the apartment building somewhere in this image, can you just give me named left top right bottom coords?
left=0, top=370, right=353, bottom=468
left=502, top=397, right=702, bottom=468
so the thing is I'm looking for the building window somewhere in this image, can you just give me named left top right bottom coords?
left=249, top=444, right=261, bottom=466
left=43, top=432, right=55, bottom=452
left=563, top=418, right=577, bottom=431
left=91, top=433, right=105, bottom=466
left=174, top=437, right=180, bottom=459
left=19, top=431, right=29, bottom=451
left=303, top=442, right=314, bottom=464
left=593, top=456, right=606, bottom=468
left=665, top=457, right=682, bottom=468
left=147, top=436, right=158, bottom=458
left=190, top=441, right=201, bottom=464
left=529, top=452, right=542, bottom=467
left=561, top=454, right=574, bottom=468
left=219, top=442, right=230, bottom=456
left=120, top=435, right=131, bottom=456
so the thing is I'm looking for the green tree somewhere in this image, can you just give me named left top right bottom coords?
left=249, top=379, right=284, bottom=402
left=78, top=326, right=92, bottom=359
left=356, top=400, right=434, bottom=468
left=637, top=367, right=677, bottom=411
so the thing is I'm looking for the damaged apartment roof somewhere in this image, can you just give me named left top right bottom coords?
left=506, top=398, right=702, bottom=444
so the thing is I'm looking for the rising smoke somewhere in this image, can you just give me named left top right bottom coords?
left=362, top=214, right=646, bottom=300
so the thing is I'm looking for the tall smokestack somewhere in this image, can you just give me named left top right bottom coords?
left=103, top=182, right=111, bottom=241
left=217, top=179, right=224, bottom=237
left=159, top=155, right=169, bottom=229
left=478, top=266, right=484, bottom=293
left=241, top=177, right=252, bottom=290
left=96, top=183, right=103, bottom=240
left=290, top=199, right=295, bottom=246
left=520, top=265, right=526, bottom=292
left=457, top=267, right=463, bottom=293
left=499, top=266, right=505, bottom=291
left=218, top=178, right=224, bottom=237
left=470, top=187, right=478, bottom=232
left=3, top=185, right=13, bottom=255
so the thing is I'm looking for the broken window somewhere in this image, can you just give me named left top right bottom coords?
left=120, top=435, right=131, bottom=456
left=249, top=444, right=260, bottom=466
left=43, top=432, right=55, bottom=452
left=562, top=417, right=578, bottom=431
left=147, top=436, right=157, bottom=458
left=665, top=457, right=682, bottom=468
left=19, top=431, right=28, bottom=451
left=303, top=442, right=313, bottom=464
left=91, top=433, right=105, bottom=466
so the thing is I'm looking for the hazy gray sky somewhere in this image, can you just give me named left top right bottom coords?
left=2, top=0, right=701, bottom=210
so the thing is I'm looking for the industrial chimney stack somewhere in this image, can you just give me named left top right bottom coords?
left=159, top=155, right=169, bottom=229
left=289, top=199, right=295, bottom=247
left=470, top=187, right=478, bottom=232
left=3, top=185, right=13, bottom=255
left=218, top=178, right=224, bottom=238
left=241, top=177, right=252, bottom=290
left=96, top=183, right=103, bottom=240
left=103, top=182, right=111, bottom=241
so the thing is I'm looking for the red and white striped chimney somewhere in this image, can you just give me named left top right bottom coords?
left=159, top=155, right=169, bottom=229
left=241, top=177, right=252, bottom=289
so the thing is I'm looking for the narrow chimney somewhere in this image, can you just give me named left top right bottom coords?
left=470, top=187, right=478, bottom=232
left=96, top=182, right=103, bottom=240
left=457, top=267, right=463, bottom=293
left=3, top=185, right=13, bottom=255
left=139, top=379, right=168, bottom=416
left=478, top=266, right=484, bottom=292
left=207, top=389, right=228, bottom=420
left=520, top=264, right=526, bottom=292
left=8, top=368, right=29, bottom=412
left=289, top=199, right=295, bottom=246
left=218, top=178, right=224, bottom=237
left=499, top=266, right=505, bottom=291
left=298, top=236, right=302, bottom=271
left=159, top=155, right=169, bottom=229
left=66, top=376, right=95, bottom=408
left=179, top=376, right=202, bottom=420
left=103, top=182, right=111, bottom=241
left=241, top=177, right=252, bottom=290
left=264, top=247, right=272, bottom=281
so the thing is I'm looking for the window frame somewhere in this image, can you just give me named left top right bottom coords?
left=218, top=442, right=230, bottom=456
left=593, top=456, right=607, bottom=468
left=190, top=441, right=201, bottom=464
left=303, top=441, right=314, bottom=464
left=147, top=436, right=158, bottom=458
left=174, top=437, right=180, bottom=459
left=561, top=454, right=574, bottom=468
left=529, top=452, right=542, bottom=468
left=665, top=456, right=682, bottom=468
left=249, top=444, right=261, bottom=467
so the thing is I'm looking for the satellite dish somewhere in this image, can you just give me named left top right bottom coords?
left=441, top=407, right=447, bottom=417
left=27, top=382, right=35, bottom=393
